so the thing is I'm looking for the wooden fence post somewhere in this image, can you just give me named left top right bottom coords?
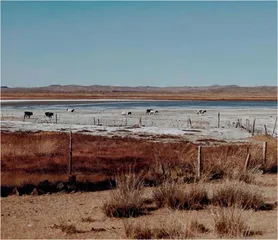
left=68, top=131, right=72, bottom=175
left=125, top=117, right=127, bottom=126
left=244, top=153, right=251, bottom=171
left=264, top=125, right=268, bottom=136
left=272, top=117, right=277, bottom=137
left=97, top=119, right=100, bottom=125
left=188, top=119, right=192, bottom=128
left=246, top=145, right=250, bottom=155
left=197, top=146, right=203, bottom=180
left=139, top=117, right=142, bottom=126
left=263, top=141, right=267, bottom=167
left=93, top=117, right=96, bottom=125
left=55, top=114, right=57, bottom=124
left=252, top=118, right=256, bottom=136
left=246, top=119, right=250, bottom=132
left=218, top=112, right=220, bottom=128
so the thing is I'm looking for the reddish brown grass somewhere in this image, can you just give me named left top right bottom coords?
left=1, top=131, right=276, bottom=189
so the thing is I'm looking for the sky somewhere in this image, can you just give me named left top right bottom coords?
left=1, top=1, right=277, bottom=87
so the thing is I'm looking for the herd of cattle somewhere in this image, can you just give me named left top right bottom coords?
left=121, top=109, right=159, bottom=116
left=24, top=108, right=208, bottom=119
left=24, top=108, right=75, bottom=119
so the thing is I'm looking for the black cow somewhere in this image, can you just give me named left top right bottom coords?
left=155, top=110, right=159, bottom=114
left=146, top=109, right=153, bottom=114
left=24, top=111, right=33, bottom=118
left=197, top=110, right=206, bottom=115
left=45, top=112, right=54, bottom=118
left=128, top=112, right=132, bottom=115
left=66, top=108, right=74, bottom=112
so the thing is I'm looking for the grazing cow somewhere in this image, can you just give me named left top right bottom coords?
left=150, top=110, right=155, bottom=115
left=155, top=110, right=159, bottom=114
left=45, top=112, right=54, bottom=118
left=146, top=109, right=153, bottom=114
left=66, top=108, right=74, bottom=112
left=196, top=110, right=206, bottom=115
left=122, top=111, right=127, bottom=116
left=128, top=112, right=132, bottom=115
left=24, top=111, right=33, bottom=118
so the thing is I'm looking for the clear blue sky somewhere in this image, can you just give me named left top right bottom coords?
left=1, top=1, right=277, bottom=87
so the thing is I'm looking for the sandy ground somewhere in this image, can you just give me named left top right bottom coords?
left=1, top=107, right=277, bottom=142
left=1, top=174, right=277, bottom=239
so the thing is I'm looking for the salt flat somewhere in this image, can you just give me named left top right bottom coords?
left=1, top=107, right=276, bottom=143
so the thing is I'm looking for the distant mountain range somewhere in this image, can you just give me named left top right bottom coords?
left=2, top=84, right=277, bottom=94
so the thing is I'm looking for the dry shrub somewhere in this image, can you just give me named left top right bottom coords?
left=102, top=172, right=145, bottom=217
left=152, top=181, right=178, bottom=208
left=211, top=207, right=257, bottom=238
left=124, top=213, right=205, bottom=239
left=250, top=136, right=277, bottom=173
left=149, top=146, right=196, bottom=185
left=211, top=180, right=265, bottom=210
left=204, top=147, right=246, bottom=181
left=153, top=182, right=209, bottom=210
left=227, top=167, right=262, bottom=184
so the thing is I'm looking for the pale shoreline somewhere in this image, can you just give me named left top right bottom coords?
left=1, top=107, right=277, bottom=142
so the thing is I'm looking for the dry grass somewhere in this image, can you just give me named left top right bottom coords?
left=211, top=180, right=265, bottom=210
left=211, top=207, right=260, bottom=238
left=1, top=131, right=195, bottom=186
left=227, top=167, right=261, bottom=184
left=147, top=145, right=196, bottom=185
left=1, top=137, right=61, bottom=157
left=1, top=131, right=276, bottom=192
left=102, top=172, right=146, bottom=217
left=51, top=223, right=83, bottom=234
left=152, top=182, right=209, bottom=210
left=51, top=217, right=86, bottom=235
left=252, top=136, right=278, bottom=173
left=124, top=212, right=208, bottom=239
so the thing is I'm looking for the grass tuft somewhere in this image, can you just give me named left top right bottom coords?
left=211, top=180, right=265, bottom=210
left=124, top=213, right=202, bottom=239
left=153, top=182, right=209, bottom=210
left=211, top=207, right=256, bottom=238
left=102, top=172, right=146, bottom=218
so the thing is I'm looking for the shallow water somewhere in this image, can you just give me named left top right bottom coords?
left=1, top=100, right=277, bottom=110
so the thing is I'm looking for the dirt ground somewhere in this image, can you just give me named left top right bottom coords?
left=1, top=174, right=277, bottom=239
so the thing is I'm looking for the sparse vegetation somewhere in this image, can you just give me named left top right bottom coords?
left=102, top=172, right=146, bottom=217
left=124, top=213, right=206, bottom=239
left=211, top=207, right=258, bottom=238
left=51, top=223, right=85, bottom=234
left=211, top=180, right=265, bottom=210
left=153, top=182, right=209, bottom=210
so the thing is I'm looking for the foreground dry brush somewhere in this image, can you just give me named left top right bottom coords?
left=152, top=181, right=209, bottom=210
left=102, top=172, right=146, bottom=217
left=211, top=207, right=259, bottom=238
left=124, top=212, right=209, bottom=239
left=211, top=180, right=266, bottom=210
